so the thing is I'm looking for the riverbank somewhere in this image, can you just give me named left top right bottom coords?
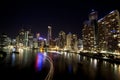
left=79, top=52, right=120, bottom=64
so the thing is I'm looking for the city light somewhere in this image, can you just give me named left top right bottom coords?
left=0, top=1, right=120, bottom=80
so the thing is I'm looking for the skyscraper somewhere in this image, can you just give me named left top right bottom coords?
left=71, top=34, right=78, bottom=51
left=89, top=10, right=98, bottom=50
left=66, top=32, right=72, bottom=50
left=82, top=21, right=94, bottom=52
left=58, top=31, right=66, bottom=49
left=36, top=33, right=40, bottom=39
left=98, top=10, right=120, bottom=53
left=47, top=26, right=52, bottom=46
left=82, top=9, right=120, bottom=53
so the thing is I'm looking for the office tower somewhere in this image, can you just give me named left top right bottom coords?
left=36, top=33, right=40, bottom=39
left=82, top=21, right=94, bottom=52
left=66, top=32, right=72, bottom=50
left=18, top=28, right=25, bottom=44
left=78, top=39, right=83, bottom=51
left=58, top=31, right=66, bottom=49
left=28, top=30, right=34, bottom=48
left=48, top=26, right=52, bottom=46
left=89, top=10, right=98, bottom=50
left=33, top=38, right=38, bottom=49
left=24, top=31, right=29, bottom=47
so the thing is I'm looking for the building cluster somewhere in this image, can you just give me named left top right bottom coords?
left=82, top=10, right=120, bottom=54
left=0, top=26, right=82, bottom=52
left=0, top=9, right=120, bottom=54
left=47, top=26, right=82, bottom=52
left=0, top=29, right=47, bottom=51
left=15, top=29, right=48, bottom=49
left=0, top=33, right=11, bottom=48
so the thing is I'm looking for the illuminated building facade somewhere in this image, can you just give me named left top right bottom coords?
left=89, top=10, right=98, bottom=51
left=36, top=33, right=40, bottom=39
left=82, top=21, right=94, bottom=52
left=33, top=38, right=38, bottom=49
left=0, top=33, right=11, bottom=47
left=66, top=32, right=72, bottom=50
left=82, top=10, right=98, bottom=52
left=17, top=28, right=25, bottom=45
left=83, top=10, right=120, bottom=53
left=28, top=30, right=34, bottom=48
left=24, top=31, right=29, bottom=47
left=58, top=31, right=66, bottom=49
left=98, top=10, right=120, bottom=52
left=47, top=26, right=52, bottom=46
left=71, top=34, right=78, bottom=51
left=17, top=29, right=33, bottom=48
left=78, top=39, right=83, bottom=51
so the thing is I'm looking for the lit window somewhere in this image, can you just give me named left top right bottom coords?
left=118, top=43, right=120, bottom=48
left=102, top=22, right=104, bottom=24
left=112, top=19, right=115, bottom=22
left=113, top=35, right=117, bottom=38
left=117, top=30, right=119, bottom=33
left=105, top=22, right=109, bottom=24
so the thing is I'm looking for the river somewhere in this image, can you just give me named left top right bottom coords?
left=0, top=49, right=120, bottom=80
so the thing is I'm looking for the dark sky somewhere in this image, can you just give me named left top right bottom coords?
left=0, top=0, right=120, bottom=38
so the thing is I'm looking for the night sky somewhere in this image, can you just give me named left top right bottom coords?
left=0, top=0, right=120, bottom=39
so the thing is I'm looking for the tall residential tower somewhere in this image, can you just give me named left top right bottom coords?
left=48, top=26, right=52, bottom=46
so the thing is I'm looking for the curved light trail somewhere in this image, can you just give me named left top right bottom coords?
left=36, top=52, right=54, bottom=80
left=44, top=54, right=54, bottom=80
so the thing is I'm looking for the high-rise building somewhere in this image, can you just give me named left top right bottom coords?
left=28, top=30, right=34, bottom=48
left=82, top=9, right=120, bottom=53
left=18, top=28, right=25, bottom=44
left=33, top=38, right=38, bottom=49
left=0, top=33, right=11, bottom=47
left=98, top=10, right=120, bottom=53
left=71, top=34, right=78, bottom=51
left=47, top=26, right=52, bottom=46
left=89, top=10, right=98, bottom=50
left=17, top=28, right=34, bottom=48
left=66, top=32, right=72, bottom=50
left=58, top=31, right=66, bottom=49
left=78, top=39, right=83, bottom=51
left=24, top=31, right=29, bottom=47
left=82, top=21, right=94, bottom=52
left=36, top=33, right=40, bottom=39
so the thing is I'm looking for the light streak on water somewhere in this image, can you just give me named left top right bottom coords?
left=35, top=52, right=54, bottom=80
left=44, top=54, right=54, bottom=80
left=12, top=53, right=15, bottom=66
left=93, top=59, right=97, bottom=69
left=35, top=53, right=44, bottom=71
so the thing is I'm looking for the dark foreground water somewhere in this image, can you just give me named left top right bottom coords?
left=0, top=49, right=120, bottom=80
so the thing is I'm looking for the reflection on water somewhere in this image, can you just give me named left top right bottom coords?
left=35, top=53, right=44, bottom=71
left=1, top=50, right=120, bottom=80
left=3, top=49, right=35, bottom=69
left=68, top=64, right=72, bottom=73
left=11, top=53, right=15, bottom=66
left=90, top=58, right=97, bottom=69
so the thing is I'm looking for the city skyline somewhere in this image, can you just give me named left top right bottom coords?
left=0, top=0, right=120, bottom=38
left=1, top=1, right=120, bottom=80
